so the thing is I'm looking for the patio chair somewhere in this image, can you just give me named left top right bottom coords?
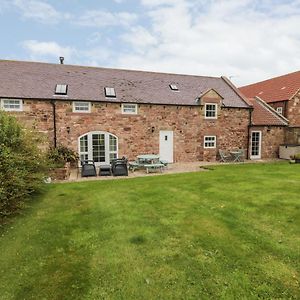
left=81, top=160, right=97, bottom=177
left=111, top=157, right=128, bottom=176
left=218, top=150, right=232, bottom=162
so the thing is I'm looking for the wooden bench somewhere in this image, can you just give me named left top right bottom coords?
left=144, top=163, right=165, bottom=174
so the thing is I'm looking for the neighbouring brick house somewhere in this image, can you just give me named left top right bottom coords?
left=240, top=71, right=300, bottom=145
left=0, top=60, right=287, bottom=164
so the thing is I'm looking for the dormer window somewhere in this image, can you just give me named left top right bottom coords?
left=55, top=84, right=68, bottom=95
left=169, top=84, right=178, bottom=91
left=104, top=87, right=116, bottom=98
left=205, top=103, right=217, bottom=119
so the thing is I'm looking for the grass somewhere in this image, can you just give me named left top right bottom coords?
left=0, top=162, right=300, bottom=299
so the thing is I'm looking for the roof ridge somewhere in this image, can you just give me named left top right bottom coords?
left=0, top=59, right=223, bottom=80
left=221, top=76, right=251, bottom=107
left=254, top=96, right=289, bottom=125
left=240, top=70, right=300, bottom=89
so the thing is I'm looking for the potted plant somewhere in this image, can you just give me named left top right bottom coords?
left=290, top=155, right=296, bottom=164
left=294, top=153, right=300, bottom=163
left=47, top=146, right=79, bottom=180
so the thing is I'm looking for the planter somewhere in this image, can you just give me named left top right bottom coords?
left=50, top=162, right=71, bottom=180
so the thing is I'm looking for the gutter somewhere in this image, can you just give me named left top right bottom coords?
left=51, top=100, right=57, bottom=148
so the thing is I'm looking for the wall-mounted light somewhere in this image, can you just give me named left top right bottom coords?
left=151, top=126, right=155, bottom=133
left=66, top=126, right=71, bottom=134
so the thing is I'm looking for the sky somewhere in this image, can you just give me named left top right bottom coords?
left=0, top=0, right=300, bottom=86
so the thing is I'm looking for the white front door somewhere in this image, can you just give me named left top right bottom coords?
left=78, top=131, right=118, bottom=166
left=159, top=131, right=174, bottom=163
left=250, top=131, right=262, bottom=159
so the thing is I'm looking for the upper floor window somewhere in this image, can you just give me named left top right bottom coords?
left=276, top=107, right=283, bottom=115
left=0, top=99, right=23, bottom=111
left=104, top=87, right=116, bottom=98
left=205, top=103, right=217, bottom=119
left=122, top=103, right=138, bottom=114
left=73, top=101, right=91, bottom=113
left=204, top=136, right=216, bottom=148
left=55, top=84, right=68, bottom=95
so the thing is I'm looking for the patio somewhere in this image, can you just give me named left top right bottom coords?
left=65, top=159, right=274, bottom=182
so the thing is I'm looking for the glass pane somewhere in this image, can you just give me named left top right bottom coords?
left=92, top=134, right=105, bottom=162
left=80, top=135, right=88, bottom=152
left=109, top=135, right=117, bottom=151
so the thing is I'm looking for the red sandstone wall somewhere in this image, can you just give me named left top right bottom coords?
left=6, top=99, right=251, bottom=162
left=287, top=91, right=300, bottom=126
left=250, top=126, right=285, bottom=159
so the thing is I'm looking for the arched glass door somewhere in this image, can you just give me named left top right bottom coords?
left=78, top=131, right=118, bottom=165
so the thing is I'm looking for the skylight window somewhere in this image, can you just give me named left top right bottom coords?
left=104, top=87, right=116, bottom=98
left=55, top=84, right=68, bottom=95
left=169, top=84, right=178, bottom=91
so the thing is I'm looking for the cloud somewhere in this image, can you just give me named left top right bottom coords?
left=12, top=0, right=70, bottom=24
left=76, top=10, right=137, bottom=28
left=113, top=0, right=300, bottom=86
left=22, top=40, right=76, bottom=60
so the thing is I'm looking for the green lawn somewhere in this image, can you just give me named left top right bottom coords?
left=0, top=163, right=300, bottom=299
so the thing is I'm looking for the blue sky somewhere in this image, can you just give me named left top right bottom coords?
left=0, top=0, right=300, bottom=86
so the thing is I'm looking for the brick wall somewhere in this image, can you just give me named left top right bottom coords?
left=268, top=100, right=287, bottom=118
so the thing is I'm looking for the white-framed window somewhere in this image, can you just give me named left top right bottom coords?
left=204, top=136, right=216, bottom=148
left=73, top=101, right=91, bottom=113
left=121, top=103, right=138, bottom=114
left=276, top=107, right=283, bottom=114
left=0, top=99, right=23, bottom=111
left=205, top=103, right=217, bottom=119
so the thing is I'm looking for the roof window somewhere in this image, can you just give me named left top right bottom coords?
left=169, top=84, right=178, bottom=91
left=55, top=84, right=68, bottom=95
left=104, top=87, right=116, bottom=97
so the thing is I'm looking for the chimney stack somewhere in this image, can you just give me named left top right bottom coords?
left=59, top=57, right=64, bottom=64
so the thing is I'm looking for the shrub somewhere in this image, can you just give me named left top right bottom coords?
left=47, top=145, right=78, bottom=167
left=0, top=111, right=48, bottom=220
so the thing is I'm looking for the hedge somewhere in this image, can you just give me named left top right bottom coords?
left=0, top=111, right=48, bottom=220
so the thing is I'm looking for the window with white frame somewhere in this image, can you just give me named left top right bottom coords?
left=1, top=99, right=23, bottom=111
left=205, top=103, right=217, bottom=119
left=121, top=103, right=138, bottom=114
left=73, top=101, right=91, bottom=113
left=276, top=107, right=283, bottom=114
left=204, top=136, right=216, bottom=148
left=104, top=87, right=116, bottom=98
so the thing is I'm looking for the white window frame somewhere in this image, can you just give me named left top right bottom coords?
left=104, top=87, right=116, bottom=98
left=78, top=131, right=118, bottom=166
left=73, top=101, right=91, bottom=113
left=0, top=99, right=23, bottom=112
left=121, top=103, right=138, bottom=115
left=276, top=107, right=283, bottom=114
left=204, top=103, right=217, bottom=119
left=55, top=84, right=68, bottom=95
left=204, top=136, right=217, bottom=149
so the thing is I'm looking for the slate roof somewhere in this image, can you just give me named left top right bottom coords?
left=0, top=60, right=249, bottom=108
left=247, top=97, right=288, bottom=126
left=239, top=71, right=300, bottom=103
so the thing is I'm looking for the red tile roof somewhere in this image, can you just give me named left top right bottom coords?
left=0, top=60, right=249, bottom=108
left=239, top=71, right=300, bottom=103
left=247, top=97, right=288, bottom=126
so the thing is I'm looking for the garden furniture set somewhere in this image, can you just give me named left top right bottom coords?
left=219, top=149, right=245, bottom=162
